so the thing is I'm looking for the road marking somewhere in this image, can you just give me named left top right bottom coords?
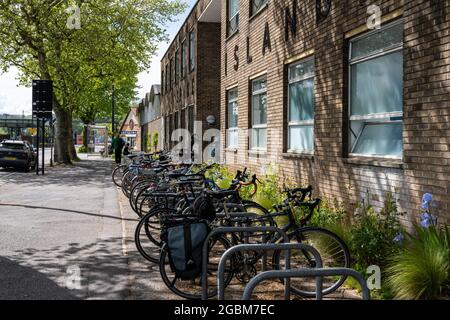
left=118, top=189, right=129, bottom=257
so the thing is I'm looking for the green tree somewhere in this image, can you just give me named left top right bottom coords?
left=0, top=0, right=185, bottom=163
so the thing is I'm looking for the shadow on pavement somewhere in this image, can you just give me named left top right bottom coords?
left=0, top=203, right=138, bottom=222
left=3, top=237, right=133, bottom=300
left=0, top=256, right=79, bottom=300
left=2, top=159, right=113, bottom=188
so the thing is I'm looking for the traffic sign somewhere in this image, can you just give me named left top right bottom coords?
left=32, top=80, right=53, bottom=119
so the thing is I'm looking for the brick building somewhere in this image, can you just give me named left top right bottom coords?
left=160, top=0, right=222, bottom=152
left=198, top=0, right=449, bottom=226
left=138, top=85, right=163, bottom=152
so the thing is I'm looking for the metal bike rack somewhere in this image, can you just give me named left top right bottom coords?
left=217, top=243, right=323, bottom=300
left=201, top=226, right=290, bottom=300
left=242, top=268, right=370, bottom=300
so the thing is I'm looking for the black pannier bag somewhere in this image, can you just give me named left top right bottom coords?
left=163, top=221, right=210, bottom=280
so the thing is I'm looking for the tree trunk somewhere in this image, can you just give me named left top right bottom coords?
left=54, top=106, right=74, bottom=164
left=83, top=125, right=88, bottom=149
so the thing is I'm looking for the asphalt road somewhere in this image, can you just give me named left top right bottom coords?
left=0, top=158, right=131, bottom=300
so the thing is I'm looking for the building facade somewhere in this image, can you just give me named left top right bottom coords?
left=138, top=85, right=163, bottom=152
left=160, top=0, right=222, bottom=152
left=119, top=105, right=141, bottom=151
left=202, top=0, right=449, bottom=226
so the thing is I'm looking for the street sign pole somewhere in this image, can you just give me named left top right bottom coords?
left=42, top=118, right=45, bottom=175
left=36, top=118, right=39, bottom=175
left=32, top=79, right=53, bottom=176
left=50, top=121, right=54, bottom=167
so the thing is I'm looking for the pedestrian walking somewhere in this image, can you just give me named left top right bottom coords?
left=111, top=133, right=125, bottom=165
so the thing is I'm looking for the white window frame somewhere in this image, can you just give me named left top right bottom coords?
left=228, top=0, right=239, bottom=36
left=251, top=0, right=268, bottom=17
left=287, top=56, right=315, bottom=154
left=348, top=19, right=404, bottom=160
left=251, top=76, right=267, bottom=151
left=227, top=87, right=239, bottom=149
left=189, top=29, right=195, bottom=72
left=181, top=39, right=187, bottom=78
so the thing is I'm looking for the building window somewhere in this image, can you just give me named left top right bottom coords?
left=287, top=57, right=315, bottom=153
left=181, top=40, right=187, bottom=78
left=250, top=0, right=267, bottom=17
left=170, top=57, right=174, bottom=88
left=251, top=76, right=267, bottom=150
left=188, top=105, right=194, bottom=135
left=189, top=30, right=195, bottom=71
left=349, top=20, right=403, bottom=159
left=228, top=0, right=239, bottom=36
left=165, top=115, right=170, bottom=148
left=165, top=64, right=169, bottom=92
left=175, top=49, right=180, bottom=83
left=161, top=71, right=164, bottom=95
left=181, top=108, right=186, bottom=129
left=227, top=87, right=238, bottom=148
left=174, top=111, right=179, bottom=130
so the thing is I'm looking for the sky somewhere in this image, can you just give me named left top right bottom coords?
left=0, top=0, right=197, bottom=116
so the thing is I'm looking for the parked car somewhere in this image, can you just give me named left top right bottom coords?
left=0, top=140, right=36, bottom=172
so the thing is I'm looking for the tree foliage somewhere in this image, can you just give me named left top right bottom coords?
left=0, top=0, right=186, bottom=162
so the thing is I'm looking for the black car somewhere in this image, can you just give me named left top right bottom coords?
left=0, top=140, right=37, bottom=172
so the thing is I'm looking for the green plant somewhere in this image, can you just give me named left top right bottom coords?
left=77, top=145, right=87, bottom=153
left=387, top=225, right=450, bottom=300
left=147, top=133, right=153, bottom=151
left=152, top=132, right=159, bottom=151
left=349, top=193, right=405, bottom=270
left=309, top=198, right=352, bottom=246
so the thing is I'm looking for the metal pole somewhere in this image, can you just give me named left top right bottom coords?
left=42, top=118, right=45, bottom=175
left=112, top=84, right=115, bottom=133
left=35, top=118, right=39, bottom=175
left=242, top=268, right=370, bottom=301
left=50, top=121, right=54, bottom=167
left=201, top=225, right=290, bottom=300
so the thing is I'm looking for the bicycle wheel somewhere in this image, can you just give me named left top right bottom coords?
left=112, top=165, right=127, bottom=187
left=159, top=236, right=232, bottom=300
left=121, top=171, right=134, bottom=197
left=130, top=180, right=157, bottom=216
left=272, top=226, right=351, bottom=297
left=134, top=208, right=170, bottom=263
left=242, top=200, right=270, bottom=215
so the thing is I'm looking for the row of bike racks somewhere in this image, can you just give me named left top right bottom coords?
left=200, top=225, right=371, bottom=301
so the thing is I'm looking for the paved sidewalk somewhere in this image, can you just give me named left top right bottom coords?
left=117, top=190, right=181, bottom=300
left=0, top=158, right=131, bottom=299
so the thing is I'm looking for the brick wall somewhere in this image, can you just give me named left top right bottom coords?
left=220, top=0, right=450, bottom=226
left=160, top=0, right=221, bottom=154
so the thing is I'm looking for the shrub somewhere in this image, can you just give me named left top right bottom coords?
left=152, top=132, right=159, bottom=151
left=309, top=198, right=352, bottom=247
left=349, top=193, right=405, bottom=271
left=386, top=225, right=450, bottom=300
left=77, top=145, right=87, bottom=153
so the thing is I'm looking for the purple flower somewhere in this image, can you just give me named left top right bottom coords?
left=421, top=193, right=433, bottom=210
left=393, top=233, right=405, bottom=245
left=420, top=213, right=437, bottom=228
